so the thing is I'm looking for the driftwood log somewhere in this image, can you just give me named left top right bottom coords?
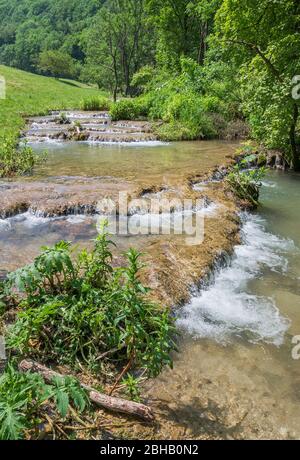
left=19, top=359, right=154, bottom=422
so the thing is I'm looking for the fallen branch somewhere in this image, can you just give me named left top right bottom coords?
left=19, top=359, right=154, bottom=422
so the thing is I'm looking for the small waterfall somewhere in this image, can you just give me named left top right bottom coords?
left=177, top=212, right=294, bottom=346
left=24, top=110, right=160, bottom=144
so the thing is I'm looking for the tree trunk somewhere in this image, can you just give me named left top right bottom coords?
left=290, top=103, right=300, bottom=171
left=19, top=359, right=154, bottom=422
left=113, top=86, right=117, bottom=102
left=198, top=22, right=208, bottom=66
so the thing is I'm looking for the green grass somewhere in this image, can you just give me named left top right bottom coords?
left=0, top=65, right=105, bottom=139
left=80, top=96, right=111, bottom=111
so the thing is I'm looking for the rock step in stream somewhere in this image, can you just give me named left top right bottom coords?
left=24, top=110, right=158, bottom=143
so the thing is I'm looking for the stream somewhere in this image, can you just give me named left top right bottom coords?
left=0, top=136, right=299, bottom=439
left=142, top=170, right=300, bottom=440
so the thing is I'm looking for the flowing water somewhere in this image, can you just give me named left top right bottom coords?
left=31, top=140, right=236, bottom=184
left=1, top=139, right=300, bottom=439
left=0, top=140, right=236, bottom=271
left=143, top=170, right=300, bottom=440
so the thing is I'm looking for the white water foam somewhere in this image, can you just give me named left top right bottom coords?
left=125, top=203, right=219, bottom=234
left=0, top=202, right=219, bottom=235
left=86, top=140, right=169, bottom=147
left=17, top=212, right=53, bottom=227
left=0, top=219, right=11, bottom=231
left=193, top=184, right=207, bottom=192
left=66, top=215, right=89, bottom=224
left=261, top=180, right=277, bottom=188
left=177, top=212, right=293, bottom=346
left=0, top=212, right=92, bottom=230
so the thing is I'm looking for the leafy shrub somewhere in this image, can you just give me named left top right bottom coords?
left=0, top=364, right=88, bottom=440
left=80, top=97, right=111, bottom=111
left=156, top=122, right=200, bottom=141
left=129, top=57, right=243, bottom=141
left=38, top=50, right=76, bottom=79
left=131, top=66, right=155, bottom=93
left=110, top=98, right=149, bottom=121
left=0, top=136, right=39, bottom=178
left=4, top=224, right=177, bottom=377
left=226, top=163, right=266, bottom=206
left=161, top=92, right=217, bottom=139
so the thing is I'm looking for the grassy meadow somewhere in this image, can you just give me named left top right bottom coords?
left=0, top=65, right=104, bottom=139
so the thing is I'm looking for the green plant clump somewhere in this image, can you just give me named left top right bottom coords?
left=4, top=223, right=177, bottom=377
left=226, top=160, right=266, bottom=207
left=0, top=363, right=88, bottom=440
left=80, top=97, right=111, bottom=111
left=0, top=136, right=39, bottom=178
left=110, top=98, right=149, bottom=121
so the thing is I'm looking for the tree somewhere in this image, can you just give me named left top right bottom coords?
left=215, top=0, right=300, bottom=170
left=0, top=0, right=104, bottom=73
left=187, top=0, right=221, bottom=65
left=38, top=50, right=76, bottom=79
left=146, top=0, right=220, bottom=69
left=84, top=0, right=154, bottom=100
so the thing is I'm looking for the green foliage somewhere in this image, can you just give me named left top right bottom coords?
left=0, top=363, right=88, bottom=440
left=0, top=281, right=6, bottom=316
left=51, top=376, right=89, bottom=419
left=84, top=0, right=154, bottom=97
left=0, top=0, right=104, bottom=74
left=38, top=50, right=76, bottom=79
left=146, top=0, right=218, bottom=70
left=110, top=98, right=149, bottom=121
left=131, top=66, right=155, bottom=93
left=215, top=0, right=300, bottom=168
left=80, top=96, right=111, bottom=111
left=129, top=56, right=239, bottom=140
left=121, top=374, right=141, bottom=402
left=5, top=224, right=177, bottom=378
left=0, top=136, right=39, bottom=178
left=226, top=164, right=266, bottom=207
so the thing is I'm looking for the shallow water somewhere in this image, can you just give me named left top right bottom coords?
left=1, top=140, right=300, bottom=438
left=145, top=170, right=300, bottom=439
left=31, top=140, right=237, bottom=185
left=0, top=140, right=234, bottom=271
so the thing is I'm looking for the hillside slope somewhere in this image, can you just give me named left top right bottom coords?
left=0, top=0, right=103, bottom=73
left=0, top=65, right=103, bottom=138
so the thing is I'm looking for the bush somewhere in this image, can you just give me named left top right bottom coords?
left=131, top=66, right=155, bottom=93
left=80, top=97, right=111, bottom=111
left=156, top=122, right=200, bottom=141
left=110, top=98, right=149, bottom=121
left=226, top=163, right=266, bottom=206
left=38, top=50, right=77, bottom=79
left=0, top=136, right=39, bottom=178
left=4, top=223, right=177, bottom=377
left=162, top=93, right=217, bottom=139
left=129, top=57, right=243, bottom=141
